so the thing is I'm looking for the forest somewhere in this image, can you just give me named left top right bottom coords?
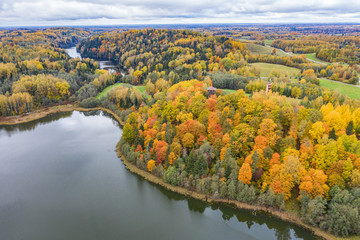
left=0, top=28, right=106, bottom=115
left=2, top=26, right=360, bottom=238
left=271, top=36, right=360, bottom=65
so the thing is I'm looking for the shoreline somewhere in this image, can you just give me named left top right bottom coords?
left=117, top=150, right=336, bottom=240
left=0, top=105, right=337, bottom=240
left=0, top=104, right=125, bottom=126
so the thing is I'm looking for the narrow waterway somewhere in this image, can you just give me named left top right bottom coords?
left=65, top=46, right=82, bottom=60
left=0, top=111, right=318, bottom=240
left=65, top=46, right=116, bottom=72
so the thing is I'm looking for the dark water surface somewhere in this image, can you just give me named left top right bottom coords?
left=0, top=111, right=318, bottom=240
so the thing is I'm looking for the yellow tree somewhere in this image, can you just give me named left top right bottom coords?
left=352, top=108, right=360, bottom=127
left=323, top=110, right=343, bottom=132
left=56, top=82, right=70, bottom=98
left=283, top=154, right=305, bottom=185
left=350, top=169, right=360, bottom=187
left=238, top=163, right=252, bottom=184
left=170, top=141, right=182, bottom=159
left=257, top=118, right=279, bottom=147
left=147, top=160, right=156, bottom=172
left=313, top=140, right=339, bottom=171
left=189, top=91, right=206, bottom=117
left=162, top=101, right=178, bottom=122
left=168, top=152, right=177, bottom=165
left=342, top=158, right=354, bottom=182
left=309, top=121, right=325, bottom=142
left=182, top=133, right=194, bottom=148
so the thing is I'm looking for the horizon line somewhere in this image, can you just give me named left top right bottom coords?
left=1, top=22, right=360, bottom=29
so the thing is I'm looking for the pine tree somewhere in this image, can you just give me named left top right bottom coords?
left=194, top=155, right=208, bottom=177
left=165, top=123, right=172, bottom=144
left=346, top=121, right=354, bottom=135
left=329, top=128, right=337, bottom=140
left=252, top=150, right=260, bottom=171
left=227, top=180, right=236, bottom=200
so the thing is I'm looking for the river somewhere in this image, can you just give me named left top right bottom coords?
left=65, top=46, right=82, bottom=60
left=0, top=111, right=317, bottom=240
left=65, top=47, right=116, bottom=73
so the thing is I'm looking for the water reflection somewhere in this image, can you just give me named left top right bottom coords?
left=82, top=110, right=120, bottom=128
left=98, top=61, right=116, bottom=71
left=0, top=112, right=73, bottom=136
left=135, top=172, right=317, bottom=240
left=82, top=110, right=101, bottom=117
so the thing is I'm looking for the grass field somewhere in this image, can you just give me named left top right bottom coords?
left=236, top=37, right=256, bottom=42
left=96, top=83, right=147, bottom=99
left=305, top=53, right=326, bottom=63
left=320, top=79, right=360, bottom=100
left=250, top=62, right=300, bottom=78
left=245, top=43, right=288, bottom=57
left=294, top=52, right=328, bottom=65
left=222, top=89, right=251, bottom=97
left=222, top=89, right=237, bottom=94
left=264, top=39, right=274, bottom=45
left=292, top=52, right=350, bottom=67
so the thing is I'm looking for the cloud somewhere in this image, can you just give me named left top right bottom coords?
left=0, top=0, right=359, bottom=26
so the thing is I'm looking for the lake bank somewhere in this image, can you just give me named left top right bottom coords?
left=0, top=105, right=336, bottom=240
left=117, top=148, right=336, bottom=240
left=0, top=104, right=125, bottom=126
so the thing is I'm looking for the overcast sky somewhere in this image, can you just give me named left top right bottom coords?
left=1, top=0, right=360, bottom=26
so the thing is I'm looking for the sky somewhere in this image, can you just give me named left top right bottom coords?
left=0, top=0, right=360, bottom=26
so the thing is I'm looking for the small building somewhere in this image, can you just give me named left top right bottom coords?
left=266, top=82, right=272, bottom=93
left=207, top=86, right=217, bottom=96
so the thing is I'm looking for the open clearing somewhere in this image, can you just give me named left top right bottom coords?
left=245, top=43, right=288, bottom=57
left=320, top=79, right=360, bottom=100
left=305, top=53, right=327, bottom=63
left=222, top=89, right=237, bottom=95
left=96, top=83, right=147, bottom=99
left=222, top=89, right=251, bottom=96
left=264, top=39, right=274, bottom=45
left=250, top=62, right=301, bottom=78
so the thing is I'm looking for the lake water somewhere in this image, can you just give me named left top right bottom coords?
left=65, top=47, right=116, bottom=72
left=0, top=111, right=318, bottom=240
left=65, top=46, right=82, bottom=60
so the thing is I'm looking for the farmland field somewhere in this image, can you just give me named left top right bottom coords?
left=250, top=62, right=300, bottom=78
left=319, top=78, right=360, bottom=100
left=245, top=43, right=288, bottom=56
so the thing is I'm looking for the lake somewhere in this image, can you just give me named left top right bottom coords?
left=0, top=111, right=317, bottom=240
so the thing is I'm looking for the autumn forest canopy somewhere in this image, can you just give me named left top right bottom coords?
left=2, top=25, right=360, bottom=238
